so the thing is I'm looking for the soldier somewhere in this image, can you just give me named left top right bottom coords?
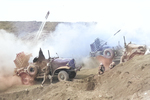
left=109, top=62, right=115, bottom=69
left=41, top=60, right=52, bottom=87
left=98, top=63, right=105, bottom=75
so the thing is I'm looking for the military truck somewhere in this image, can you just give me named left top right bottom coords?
left=89, top=30, right=123, bottom=74
left=90, top=38, right=123, bottom=63
left=90, top=38, right=111, bottom=57
left=120, top=36, right=147, bottom=63
left=14, top=48, right=81, bottom=85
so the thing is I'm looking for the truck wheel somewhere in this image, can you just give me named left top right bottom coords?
left=69, top=71, right=76, bottom=79
left=27, top=64, right=38, bottom=76
left=20, top=72, right=34, bottom=85
left=58, top=71, right=69, bottom=81
left=103, top=49, right=114, bottom=58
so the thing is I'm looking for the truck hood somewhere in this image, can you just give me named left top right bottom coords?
left=51, top=58, right=75, bottom=68
left=52, top=58, right=72, bottom=65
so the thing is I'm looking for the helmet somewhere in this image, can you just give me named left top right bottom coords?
left=100, top=63, right=103, bottom=66
left=111, top=62, right=115, bottom=66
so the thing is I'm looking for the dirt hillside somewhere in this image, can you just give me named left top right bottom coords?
left=0, top=54, right=150, bottom=100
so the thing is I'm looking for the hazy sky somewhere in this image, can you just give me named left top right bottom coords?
left=0, top=0, right=149, bottom=22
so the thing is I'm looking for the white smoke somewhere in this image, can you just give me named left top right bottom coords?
left=0, top=30, right=22, bottom=75
left=42, top=22, right=102, bottom=58
left=41, top=22, right=150, bottom=58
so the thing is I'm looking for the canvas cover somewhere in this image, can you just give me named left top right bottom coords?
left=14, top=52, right=32, bottom=68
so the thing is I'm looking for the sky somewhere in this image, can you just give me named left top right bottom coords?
left=0, top=0, right=149, bottom=22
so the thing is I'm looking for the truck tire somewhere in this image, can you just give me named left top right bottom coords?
left=27, top=64, right=38, bottom=76
left=58, top=71, right=69, bottom=81
left=103, top=49, right=114, bottom=58
left=69, top=71, right=76, bottom=79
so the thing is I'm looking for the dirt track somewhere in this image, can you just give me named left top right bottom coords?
left=1, top=54, right=150, bottom=100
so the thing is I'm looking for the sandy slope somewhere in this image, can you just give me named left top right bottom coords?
left=1, top=54, right=150, bottom=100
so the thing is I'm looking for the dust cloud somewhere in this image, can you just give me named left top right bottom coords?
left=0, top=30, right=40, bottom=92
left=0, top=75, right=22, bottom=92
left=0, top=30, right=27, bottom=92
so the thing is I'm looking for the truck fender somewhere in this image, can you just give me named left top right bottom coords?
left=52, top=66, right=70, bottom=76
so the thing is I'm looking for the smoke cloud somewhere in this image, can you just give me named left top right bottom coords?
left=41, top=22, right=150, bottom=58
left=0, top=30, right=40, bottom=92
left=0, top=75, right=22, bottom=92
